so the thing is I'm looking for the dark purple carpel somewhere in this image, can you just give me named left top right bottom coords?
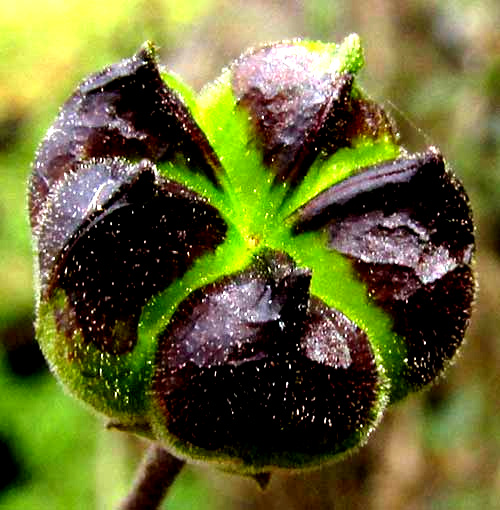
left=30, top=43, right=222, bottom=229
left=36, top=158, right=149, bottom=294
left=40, top=158, right=227, bottom=354
left=232, top=43, right=395, bottom=187
left=353, top=262, right=474, bottom=390
left=153, top=251, right=380, bottom=465
left=291, top=149, right=475, bottom=391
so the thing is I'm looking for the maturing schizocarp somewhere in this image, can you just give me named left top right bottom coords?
left=30, top=35, right=475, bottom=474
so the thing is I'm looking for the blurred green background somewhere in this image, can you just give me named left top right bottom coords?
left=1, top=1, right=499, bottom=508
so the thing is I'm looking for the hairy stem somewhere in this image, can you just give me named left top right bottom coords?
left=117, top=442, right=185, bottom=510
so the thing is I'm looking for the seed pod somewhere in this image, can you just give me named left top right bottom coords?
left=30, top=35, right=475, bottom=475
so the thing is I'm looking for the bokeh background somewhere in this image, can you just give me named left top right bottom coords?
left=1, top=1, right=499, bottom=508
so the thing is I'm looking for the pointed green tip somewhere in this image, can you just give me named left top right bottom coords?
left=300, top=33, right=364, bottom=77
left=137, top=40, right=159, bottom=63
left=336, top=33, right=364, bottom=75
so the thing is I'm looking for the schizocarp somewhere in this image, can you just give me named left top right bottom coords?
left=30, top=35, right=475, bottom=474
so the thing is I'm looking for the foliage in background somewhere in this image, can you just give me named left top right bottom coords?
left=1, top=1, right=499, bottom=509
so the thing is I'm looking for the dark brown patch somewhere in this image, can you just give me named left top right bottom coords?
left=30, top=43, right=222, bottom=228
left=43, top=160, right=227, bottom=355
left=291, top=149, right=475, bottom=390
left=232, top=43, right=396, bottom=187
left=354, top=262, right=474, bottom=388
left=156, top=251, right=312, bottom=370
left=54, top=297, right=79, bottom=341
left=153, top=251, right=380, bottom=464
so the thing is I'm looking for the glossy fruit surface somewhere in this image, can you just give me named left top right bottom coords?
left=30, top=35, right=475, bottom=473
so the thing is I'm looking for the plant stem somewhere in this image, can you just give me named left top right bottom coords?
left=117, top=442, right=185, bottom=510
